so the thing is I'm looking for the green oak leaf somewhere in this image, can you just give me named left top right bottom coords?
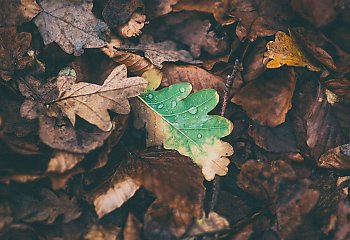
left=133, top=82, right=234, bottom=180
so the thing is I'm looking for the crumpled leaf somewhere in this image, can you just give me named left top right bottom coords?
left=118, top=12, right=146, bottom=38
left=133, top=82, right=234, bottom=180
left=325, top=78, right=350, bottom=102
left=146, top=0, right=179, bottom=17
left=232, top=68, right=296, bottom=127
left=220, top=0, right=293, bottom=41
left=34, top=0, right=110, bottom=56
left=0, top=0, right=41, bottom=27
left=54, top=64, right=147, bottom=131
left=318, top=144, right=350, bottom=169
left=102, top=36, right=155, bottom=75
left=121, top=35, right=196, bottom=68
left=0, top=27, right=34, bottom=81
left=265, top=31, right=320, bottom=71
left=161, top=64, right=225, bottom=96
left=102, top=0, right=144, bottom=28
left=91, top=148, right=204, bottom=218
left=14, top=189, right=81, bottom=224
left=173, top=18, right=228, bottom=58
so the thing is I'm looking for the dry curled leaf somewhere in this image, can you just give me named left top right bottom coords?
left=101, top=36, right=155, bottom=75
left=0, top=27, right=34, bottom=81
left=232, top=68, right=296, bottom=127
left=34, top=0, right=110, bottom=56
left=0, top=0, right=41, bottom=27
left=47, top=150, right=85, bottom=173
left=118, top=12, right=146, bottom=38
left=265, top=31, right=320, bottom=71
left=325, top=78, right=350, bottom=102
left=54, top=65, right=147, bottom=131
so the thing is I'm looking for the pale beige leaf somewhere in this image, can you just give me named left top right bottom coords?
left=94, top=177, right=140, bottom=218
left=54, top=65, right=147, bottom=131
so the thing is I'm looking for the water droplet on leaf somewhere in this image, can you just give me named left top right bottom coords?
left=148, top=94, right=153, bottom=99
left=197, top=134, right=202, bottom=138
left=179, top=87, right=186, bottom=93
left=158, top=104, right=164, bottom=109
left=171, top=101, right=177, bottom=108
left=188, top=106, right=198, bottom=114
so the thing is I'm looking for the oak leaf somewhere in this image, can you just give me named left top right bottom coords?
left=34, top=0, right=110, bottom=56
left=265, top=31, right=320, bottom=71
left=133, top=83, right=234, bottom=180
left=54, top=64, right=147, bottom=131
left=0, top=0, right=41, bottom=27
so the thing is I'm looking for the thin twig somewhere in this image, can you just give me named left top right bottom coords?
left=210, top=59, right=240, bottom=212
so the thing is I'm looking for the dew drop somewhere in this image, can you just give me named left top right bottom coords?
left=161, top=128, right=164, bottom=132
left=158, top=104, right=164, bottom=109
left=188, top=106, right=198, bottom=114
left=195, top=116, right=198, bottom=119
left=197, top=134, right=202, bottom=138
left=185, top=130, right=188, bottom=133
left=148, top=94, right=153, bottom=99
left=171, top=101, right=177, bottom=108
left=179, top=87, right=186, bottom=93
left=204, top=106, right=208, bottom=110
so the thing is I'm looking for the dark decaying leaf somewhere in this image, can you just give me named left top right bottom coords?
left=232, top=68, right=296, bottom=127
left=0, top=0, right=41, bottom=27
left=292, top=79, right=346, bottom=160
left=325, top=78, right=350, bottom=102
left=14, top=189, right=81, bottom=224
left=123, top=213, right=142, bottom=240
left=34, top=0, right=110, bottom=56
left=334, top=201, right=350, bottom=240
left=0, top=27, right=34, bottom=81
left=84, top=223, right=121, bottom=240
left=145, top=0, right=179, bottom=17
left=0, top=201, right=13, bottom=232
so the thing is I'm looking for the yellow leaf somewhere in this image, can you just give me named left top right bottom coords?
left=142, top=68, right=163, bottom=92
left=54, top=64, right=147, bottom=131
left=265, top=31, right=320, bottom=71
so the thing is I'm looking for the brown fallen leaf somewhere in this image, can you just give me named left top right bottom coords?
left=101, top=35, right=155, bottom=75
left=265, top=31, right=320, bottom=71
left=102, top=0, right=144, bottom=28
left=161, top=63, right=225, bottom=95
left=118, top=12, right=146, bottom=38
left=14, top=189, right=81, bottom=224
left=0, top=27, right=34, bottom=81
left=325, top=78, right=350, bottom=102
left=0, top=201, right=12, bottom=232
left=120, top=35, right=196, bottom=68
left=173, top=0, right=220, bottom=13
left=145, top=0, right=179, bottom=17
left=334, top=201, right=350, bottom=240
left=123, top=213, right=142, bottom=240
left=91, top=148, right=204, bottom=218
left=232, top=68, right=296, bottom=127
left=292, top=79, right=346, bottom=160
left=219, top=0, right=293, bottom=41
left=173, top=18, right=228, bottom=58
left=54, top=65, right=147, bottom=131
left=0, top=0, right=41, bottom=27
left=243, top=39, right=268, bottom=82
left=317, top=144, right=350, bottom=169
left=34, top=0, right=110, bottom=56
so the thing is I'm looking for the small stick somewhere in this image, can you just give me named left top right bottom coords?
left=210, top=59, right=240, bottom=212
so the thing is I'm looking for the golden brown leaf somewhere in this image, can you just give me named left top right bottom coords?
left=318, top=144, right=350, bottom=170
left=123, top=213, right=142, bottom=240
left=265, top=31, right=320, bottom=71
left=47, top=151, right=85, bottom=173
left=54, top=65, right=147, bottom=131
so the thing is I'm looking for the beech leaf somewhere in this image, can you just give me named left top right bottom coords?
left=265, top=31, right=320, bottom=71
left=133, top=82, right=234, bottom=180
left=54, top=65, right=147, bottom=131
left=34, top=0, right=110, bottom=56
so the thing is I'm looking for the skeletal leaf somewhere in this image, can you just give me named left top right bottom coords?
left=265, top=31, right=320, bottom=71
left=133, top=82, right=234, bottom=180
left=54, top=65, right=147, bottom=131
